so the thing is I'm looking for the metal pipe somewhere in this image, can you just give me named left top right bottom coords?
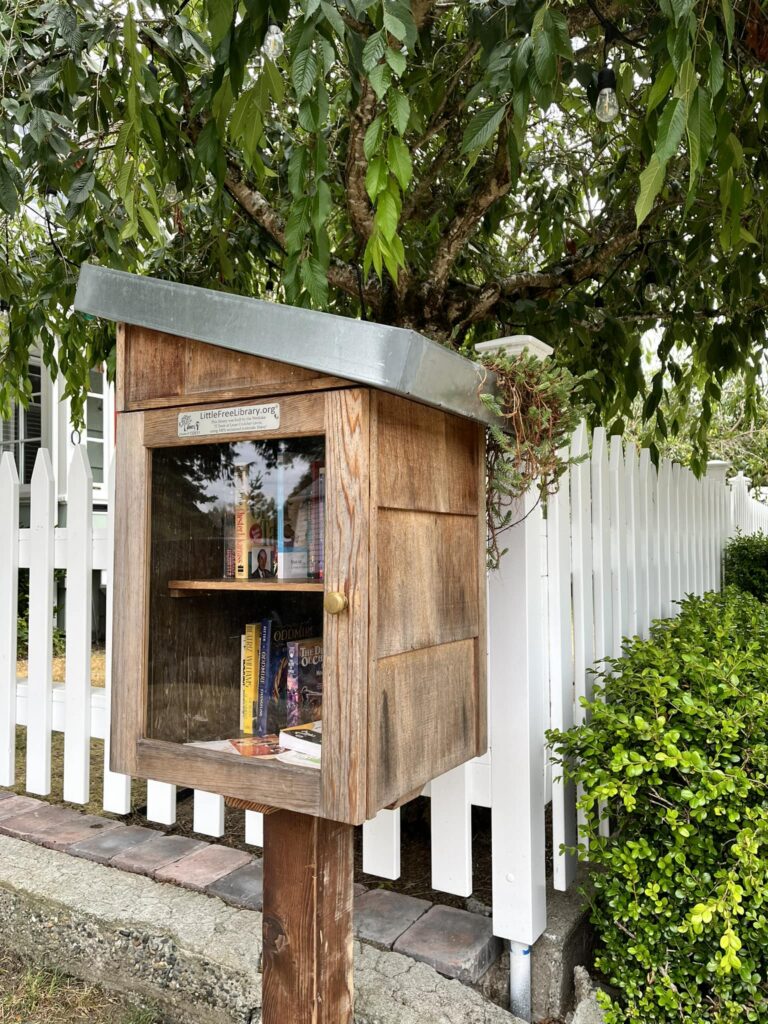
left=509, top=940, right=532, bottom=1021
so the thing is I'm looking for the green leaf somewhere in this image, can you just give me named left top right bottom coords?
left=375, top=188, right=399, bottom=241
left=709, top=44, right=725, bottom=96
left=382, top=4, right=407, bottom=42
left=687, top=87, right=716, bottom=186
left=655, top=97, right=686, bottom=163
left=387, top=135, right=412, bottom=190
left=385, top=46, right=406, bottom=77
left=292, top=48, right=318, bottom=99
left=0, top=161, right=19, bottom=216
left=533, top=22, right=556, bottom=85
left=363, top=116, right=385, bottom=160
left=721, top=0, right=735, bottom=50
left=548, top=9, right=573, bottom=59
left=67, top=170, right=95, bottom=205
left=647, top=63, right=676, bottom=115
left=320, top=1, right=345, bottom=35
left=365, top=155, right=388, bottom=201
left=387, top=90, right=410, bottom=135
left=368, top=62, right=391, bottom=101
left=196, top=120, right=221, bottom=170
left=312, top=179, right=332, bottom=229
left=300, top=255, right=329, bottom=306
left=208, top=0, right=234, bottom=49
left=461, top=103, right=508, bottom=154
left=362, top=29, right=386, bottom=73
left=635, top=155, right=666, bottom=226
left=674, top=58, right=698, bottom=110
left=138, top=206, right=164, bottom=243
left=284, top=197, right=311, bottom=250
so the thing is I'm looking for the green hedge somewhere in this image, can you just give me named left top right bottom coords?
left=724, top=532, right=768, bottom=602
left=549, top=590, right=768, bottom=1024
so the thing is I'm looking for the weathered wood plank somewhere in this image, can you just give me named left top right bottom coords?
left=111, top=412, right=150, bottom=777
left=376, top=510, right=479, bottom=658
left=374, top=393, right=480, bottom=514
left=262, top=810, right=354, bottom=1024
left=367, top=639, right=477, bottom=814
left=321, top=389, right=369, bottom=824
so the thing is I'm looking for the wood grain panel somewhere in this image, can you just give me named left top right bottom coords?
left=374, top=393, right=480, bottom=514
left=110, top=412, right=150, bottom=776
left=263, top=810, right=354, bottom=1024
left=122, top=327, right=347, bottom=411
left=136, top=739, right=321, bottom=815
left=142, top=392, right=324, bottom=448
left=376, top=510, right=479, bottom=658
left=321, top=389, right=369, bottom=825
left=367, top=640, right=477, bottom=813
left=475, top=426, right=488, bottom=757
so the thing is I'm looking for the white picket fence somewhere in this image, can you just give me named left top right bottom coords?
left=1, top=435, right=766, bottom=951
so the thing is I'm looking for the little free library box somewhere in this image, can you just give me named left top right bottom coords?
left=75, top=264, right=491, bottom=827
left=75, top=265, right=493, bottom=1023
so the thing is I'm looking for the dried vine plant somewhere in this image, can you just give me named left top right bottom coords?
left=478, top=349, right=591, bottom=569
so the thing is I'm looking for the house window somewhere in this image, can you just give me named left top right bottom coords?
left=1, top=360, right=43, bottom=485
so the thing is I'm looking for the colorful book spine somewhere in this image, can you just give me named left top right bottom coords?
left=234, top=464, right=250, bottom=580
left=308, top=462, right=325, bottom=579
left=286, top=641, right=300, bottom=727
left=255, top=618, right=271, bottom=736
left=240, top=624, right=258, bottom=734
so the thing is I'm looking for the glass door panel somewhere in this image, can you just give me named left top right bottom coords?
left=146, top=436, right=326, bottom=771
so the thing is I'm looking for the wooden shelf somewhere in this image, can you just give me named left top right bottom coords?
left=168, top=579, right=324, bottom=597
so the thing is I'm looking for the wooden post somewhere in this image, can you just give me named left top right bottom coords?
left=262, top=809, right=354, bottom=1024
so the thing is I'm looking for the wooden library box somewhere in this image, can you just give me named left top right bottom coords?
left=75, top=266, right=490, bottom=825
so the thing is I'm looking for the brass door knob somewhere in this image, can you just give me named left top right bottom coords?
left=324, top=591, right=348, bottom=615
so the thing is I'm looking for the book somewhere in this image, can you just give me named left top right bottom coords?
left=279, top=720, right=322, bottom=757
left=186, top=735, right=285, bottom=758
left=249, top=515, right=277, bottom=578
left=276, top=748, right=321, bottom=770
left=256, top=616, right=321, bottom=735
left=255, top=618, right=271, bottom=736
left=234, top=463, right=251, bottom=580
left=308, top=462, right=325, bottom=579
left=286, top=637, right=323, bottom=727
left=276, top=447, right=309, bottom=579
left=240, top=624, right=259, bottom=734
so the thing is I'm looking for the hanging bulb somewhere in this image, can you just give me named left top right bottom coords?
left=595, top=66, right=619, bottom=123
left=262, top=24, right=285, bottom=61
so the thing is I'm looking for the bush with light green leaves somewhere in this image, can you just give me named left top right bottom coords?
left=549, top=590, right=768, bottom=1024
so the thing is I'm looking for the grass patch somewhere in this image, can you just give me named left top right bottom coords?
left=0, top=951, right=162, bottom=1023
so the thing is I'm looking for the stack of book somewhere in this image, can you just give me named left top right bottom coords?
left=240, top=617, right=323, bottom=739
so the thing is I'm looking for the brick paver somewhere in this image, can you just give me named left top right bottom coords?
left=393, top=904, right=502, bottom=984
left=0, top=795, right=43, bottom=821
left=155, top=843, right=253, bottom=891
left=0, top=804, right=121, bottom=850
left=354, top=888, right=431, bottom=948
left=111, top=834, right=207, bottom=877
left=205, top=860, right=264, bottom=910
left=69, top=824, right=158, bottom=864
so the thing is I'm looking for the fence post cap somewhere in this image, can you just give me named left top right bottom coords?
left=706, top=459, right=731, bottom=482
left=474, top=335, right=553, bottom=361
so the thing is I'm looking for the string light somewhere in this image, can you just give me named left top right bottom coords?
left=262, top=24, right=285, bottom=61
left=595, top=65, right=619, bottom=122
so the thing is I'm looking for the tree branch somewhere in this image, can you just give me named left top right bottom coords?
left=224, top=159, right=381, bottom=312
left=423, top=118, right=512, bottom=317
left=345, top=80, right=377, bottom=243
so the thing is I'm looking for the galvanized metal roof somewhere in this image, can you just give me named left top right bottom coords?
left=73, top=264, right=495, bottom=424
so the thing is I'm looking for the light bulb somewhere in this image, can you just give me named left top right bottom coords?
left=595, top=66, right=619, bottom=123
left=262, top=24, right=284, bottom=61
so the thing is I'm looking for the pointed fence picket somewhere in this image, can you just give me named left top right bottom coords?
left=3, top=435, right=768, bottom=952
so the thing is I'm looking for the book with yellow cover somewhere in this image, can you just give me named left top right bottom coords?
left=234, top=463, right=251, bottom=579
left=240, top=623, right=259, bottom=734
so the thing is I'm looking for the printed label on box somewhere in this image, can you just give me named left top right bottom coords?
left=178, top=403, right=280, bottom=438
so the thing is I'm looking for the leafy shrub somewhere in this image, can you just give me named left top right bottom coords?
left=549, top=590, right=768, bottom=1024
left=724, top=531, right=768, bottom=602
left=16, top=569, right=66, bottom=660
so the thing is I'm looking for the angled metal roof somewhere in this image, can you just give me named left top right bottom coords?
left=73, top=264, right=495, bottom=424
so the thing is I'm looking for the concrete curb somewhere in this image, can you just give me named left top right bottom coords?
left=0, top=835, right=522, bottom=1024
